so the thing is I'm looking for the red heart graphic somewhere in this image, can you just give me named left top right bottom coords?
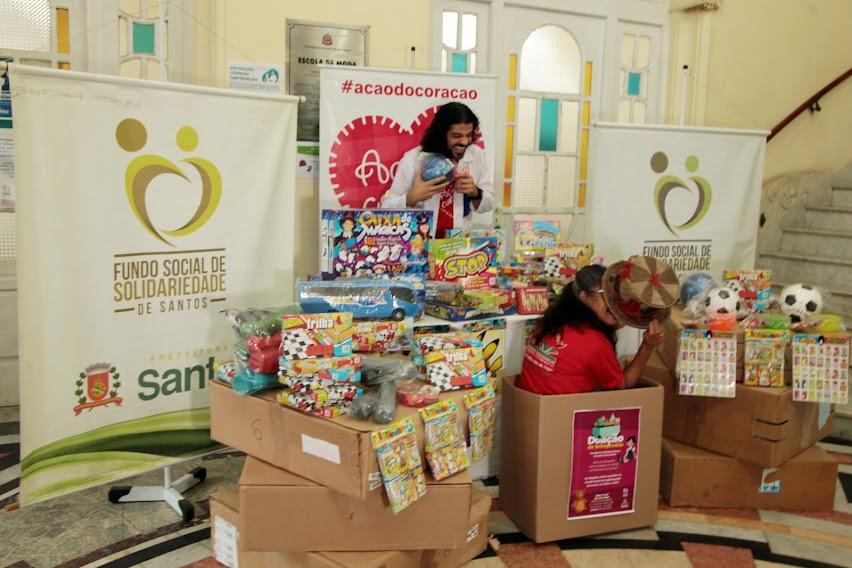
left=328, top=106, right=485, bottom=209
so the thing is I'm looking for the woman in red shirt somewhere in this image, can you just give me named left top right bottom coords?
left=518, top=264, right=664, bottom=395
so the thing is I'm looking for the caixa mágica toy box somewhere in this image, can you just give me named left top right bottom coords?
left=321, top=209, right=434, bottom=279
left=280, top=313, right=354, bottom=360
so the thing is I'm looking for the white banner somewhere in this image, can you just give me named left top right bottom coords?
left=11, top=66, right=298, bottom=504
left=319, top=67, right=496, bottom=215
left=589, top=123, right=766, bottom=275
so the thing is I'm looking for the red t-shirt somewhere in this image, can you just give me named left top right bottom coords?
left=518, top=325, right=624, bottom=394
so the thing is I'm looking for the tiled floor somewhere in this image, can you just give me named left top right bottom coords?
left=1, top=408, right=852, bottom=568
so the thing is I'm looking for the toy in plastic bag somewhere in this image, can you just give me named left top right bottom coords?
left=676, top=329, right=737, bottom=398
left=360, top=356, right=419, bottom=385
left=371, top=417, right=428, bottom=514
left=463, top=387, right=497, bottom=462
left=215, top=361, right=237, bottom=385
left=744, top=329, right=791, bottom=387
left=419, top=400, right=470, bottom=480
left=233, top=368, right=279, bottom=395
left=397, top=380, right=441, bottom=408
left=792, top=333, right=850, bottom=404
left=298, top=279, right=424, bottom=321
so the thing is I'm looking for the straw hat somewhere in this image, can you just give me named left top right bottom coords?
left=602, top=256, right=679, bottom=329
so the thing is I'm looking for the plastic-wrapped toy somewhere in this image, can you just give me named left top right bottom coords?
left=447, top=228, right=507, bottom=265
left=233, top=368, right=279, bottom=395
left=792, top=333, right=850, bottom=404
left=424, top=347, right=488, bottom=391
left=419, top=399, right=470, bottom=480
left=463, top=387, right=497, bottom=462
left=360, top=356, right=419, bottom=385
left=280, top=313, right=354, bottom=360
left=513, top=219, right=561, bottom=252
left=429, top=236, right=497, bottom=289
left=542, top=243, right=594, bottom=280
left=215, top=361, right=237, bottom=385
left=722, top=269, right=773, bottom=313
left=420, top=152, right=456, bottom=182
left=397, top=380, right=441, bottom=408
left=744, top=329, right=791, bottom=387
left=298, top=279, right=423, bottom=321
left=516, top=286, right=549, bottom=314
left=371, top=417, right=428, bottom=514
left=279, top=354, right=362, bottom=379
left=352, top=319, right=414, bottom=353
left=351, top=357, right=420, bottom=423
left=416, top=333, right=482, bottom=354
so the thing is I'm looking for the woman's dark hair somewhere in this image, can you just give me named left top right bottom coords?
left=420, top=102, right=480, bottom=156
left=531, top=264, right=616, bottom=346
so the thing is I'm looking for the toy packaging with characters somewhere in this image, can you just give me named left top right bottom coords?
left=744, top=329, right=791, bottom=387
left=416, top=333, right=482, bottom=354
left=424, top=347, right=488, bottom=391
left=371, top=417, right=428, bottom=514
left=279, top=354, right=361, bottom=380
left=428, top=236, right=498, bottom=289
left=463, top=387, right=497, bottom=462
left=280, top=313, right=354, bottom=360
left=722, top=269, right=773, bottom=313
left=676, top=329, right=737, bottom=398
left=447, top=227, right=507, bottom=265
left=513, top=219, right=561, bottom=252
left=542, top=243, right=594, bottom=279
left=297, top=278, right=424, bottom=321
left=419, top=399, right=470, bottom=480
left=321, top=209, right=434, bottom=279
left=396, top=380, right=440, bottom=408
left=352, top=319, right=414, bottom=353
left=792, top=333, right=850, bottom=404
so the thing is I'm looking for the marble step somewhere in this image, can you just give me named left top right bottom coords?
left=831, top=186, right=852, bottom=208
left=759, top=251, right=852, bottom=291
left=780, top=226, right=852, bottom=257
left=803, top=205, right=852, bottom=232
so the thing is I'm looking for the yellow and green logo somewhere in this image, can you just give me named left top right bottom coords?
left=116, top=118, right=221, bottom=246
left=650, top=151, right=712, bottom=236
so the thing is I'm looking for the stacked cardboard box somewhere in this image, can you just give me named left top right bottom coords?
left=645, top=327, right=838, bottom=509
left=210, top=379, right=489, bottom=566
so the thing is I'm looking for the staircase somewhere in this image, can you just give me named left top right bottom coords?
left=759, top=165, right=852, bottom=440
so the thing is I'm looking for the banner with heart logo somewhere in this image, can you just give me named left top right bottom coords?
left=589, top=122, right=766, bottom=277
left=11, top=65, right=298, bottom=504
left=319, top=67, right=497, bottom=215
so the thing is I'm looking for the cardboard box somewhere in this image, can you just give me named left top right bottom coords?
left=421, top=488, right=491, bottom=568
left=660, top=439, right=838, bottom=510
left=239, top=457, right=471, bottom=552
left=210, top=379, right=471, bottom=500
left=210, top=487, right=424, bottom=568
left=499, top=376, right=663, bottom=543
left=644, top=353, right=834, bottom=467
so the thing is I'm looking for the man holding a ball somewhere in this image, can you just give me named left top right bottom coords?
left=381, top=102, right=494, bottom=237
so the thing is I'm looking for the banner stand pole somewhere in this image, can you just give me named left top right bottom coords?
left=679, top=64, right=689, bottom=126
left=107, top=465, right=207, bottom=522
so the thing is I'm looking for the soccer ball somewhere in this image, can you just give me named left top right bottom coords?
left=723, top=279, right=750, bottom=317
left=704, top=287, right=741, bottom=315
left=421, top=153, right=455, bottom=182
left=781, top=283, right=823, bottom=323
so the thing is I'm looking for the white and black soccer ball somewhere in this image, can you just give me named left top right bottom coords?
left=723, top=280, right=750, bottom=317
left=781, top=283, right=823, bottom=323
left=704, top=286, right=741, bottom=315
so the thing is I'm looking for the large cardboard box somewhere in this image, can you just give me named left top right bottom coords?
left=421, top=488, right=491, bottom=568
left=210, top=379, right=471, bottom=500
left=660, top=439, right=838, bottom=510
left=210, top=487, right=424, bottom=568
left=644, top=353, right=833, bottom=467
left=239, top=457, right=471, bottom=552
left=500, top=376, right=663, bottom=543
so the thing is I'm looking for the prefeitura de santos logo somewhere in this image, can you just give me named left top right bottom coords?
left=116, top=118, right=222, bottom=246
left=650, top=151, right=713, bottom=236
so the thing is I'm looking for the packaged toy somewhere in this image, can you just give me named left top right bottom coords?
left=298, top=278, right=423, bottom=321
left=792, top=333, right=850, bottom=404
left=419, top=400, right=470, bottom=480
left=676, top=329, right=737, bottom=398
left=232, top=369, right=279, bottom=395
left=352, top=319, right=413, bottom=353
left=428, top=236, right=497, bottom=289
left=516, top=286, right=549, bottom=314
left=371, top=418, right=428, bottom=514
left=542, top=243, right=594, bottom=279
left=424, top=347, right=488, bottom=391
left=463, top=387, right=497, bottom=462
left=416, top=333, right=482, bottom=354
left=397, top=380, right=441, bottom=407
left=215, top=361, right=237, bottom=385
left=278, top=354, right=361, bottom=380
left=722, top=269, right=773, bottom=313
left=447, top=227, right=507, bottom=265
left=321, top=209, right=434, bottom=279
left=744, top=329, right=791, bottom=387
left=513, top=219, right=560, bottom=252
left=280, top=313, right=354, bottom=360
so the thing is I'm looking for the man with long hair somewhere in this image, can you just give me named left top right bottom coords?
left=381, top=102, right=494, bottom=237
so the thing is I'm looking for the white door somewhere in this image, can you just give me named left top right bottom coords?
left=499, top=6, right=606, bottom=242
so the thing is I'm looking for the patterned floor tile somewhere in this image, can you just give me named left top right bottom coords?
left=681, top=542, right=756, bottom=568
left=563, top=549, right=693, bottom=568
left=498, top=542, right=569, bottom=567
left=764, top=532, right=852, bottom=568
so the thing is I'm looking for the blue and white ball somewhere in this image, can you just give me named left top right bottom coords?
left=704, top=286, right=741, bottom=315
left=680, top=273, right=716, bottom=305
left=421, top=153, right=455, bottom=182
left=781, top=283, right=823, bottom=323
